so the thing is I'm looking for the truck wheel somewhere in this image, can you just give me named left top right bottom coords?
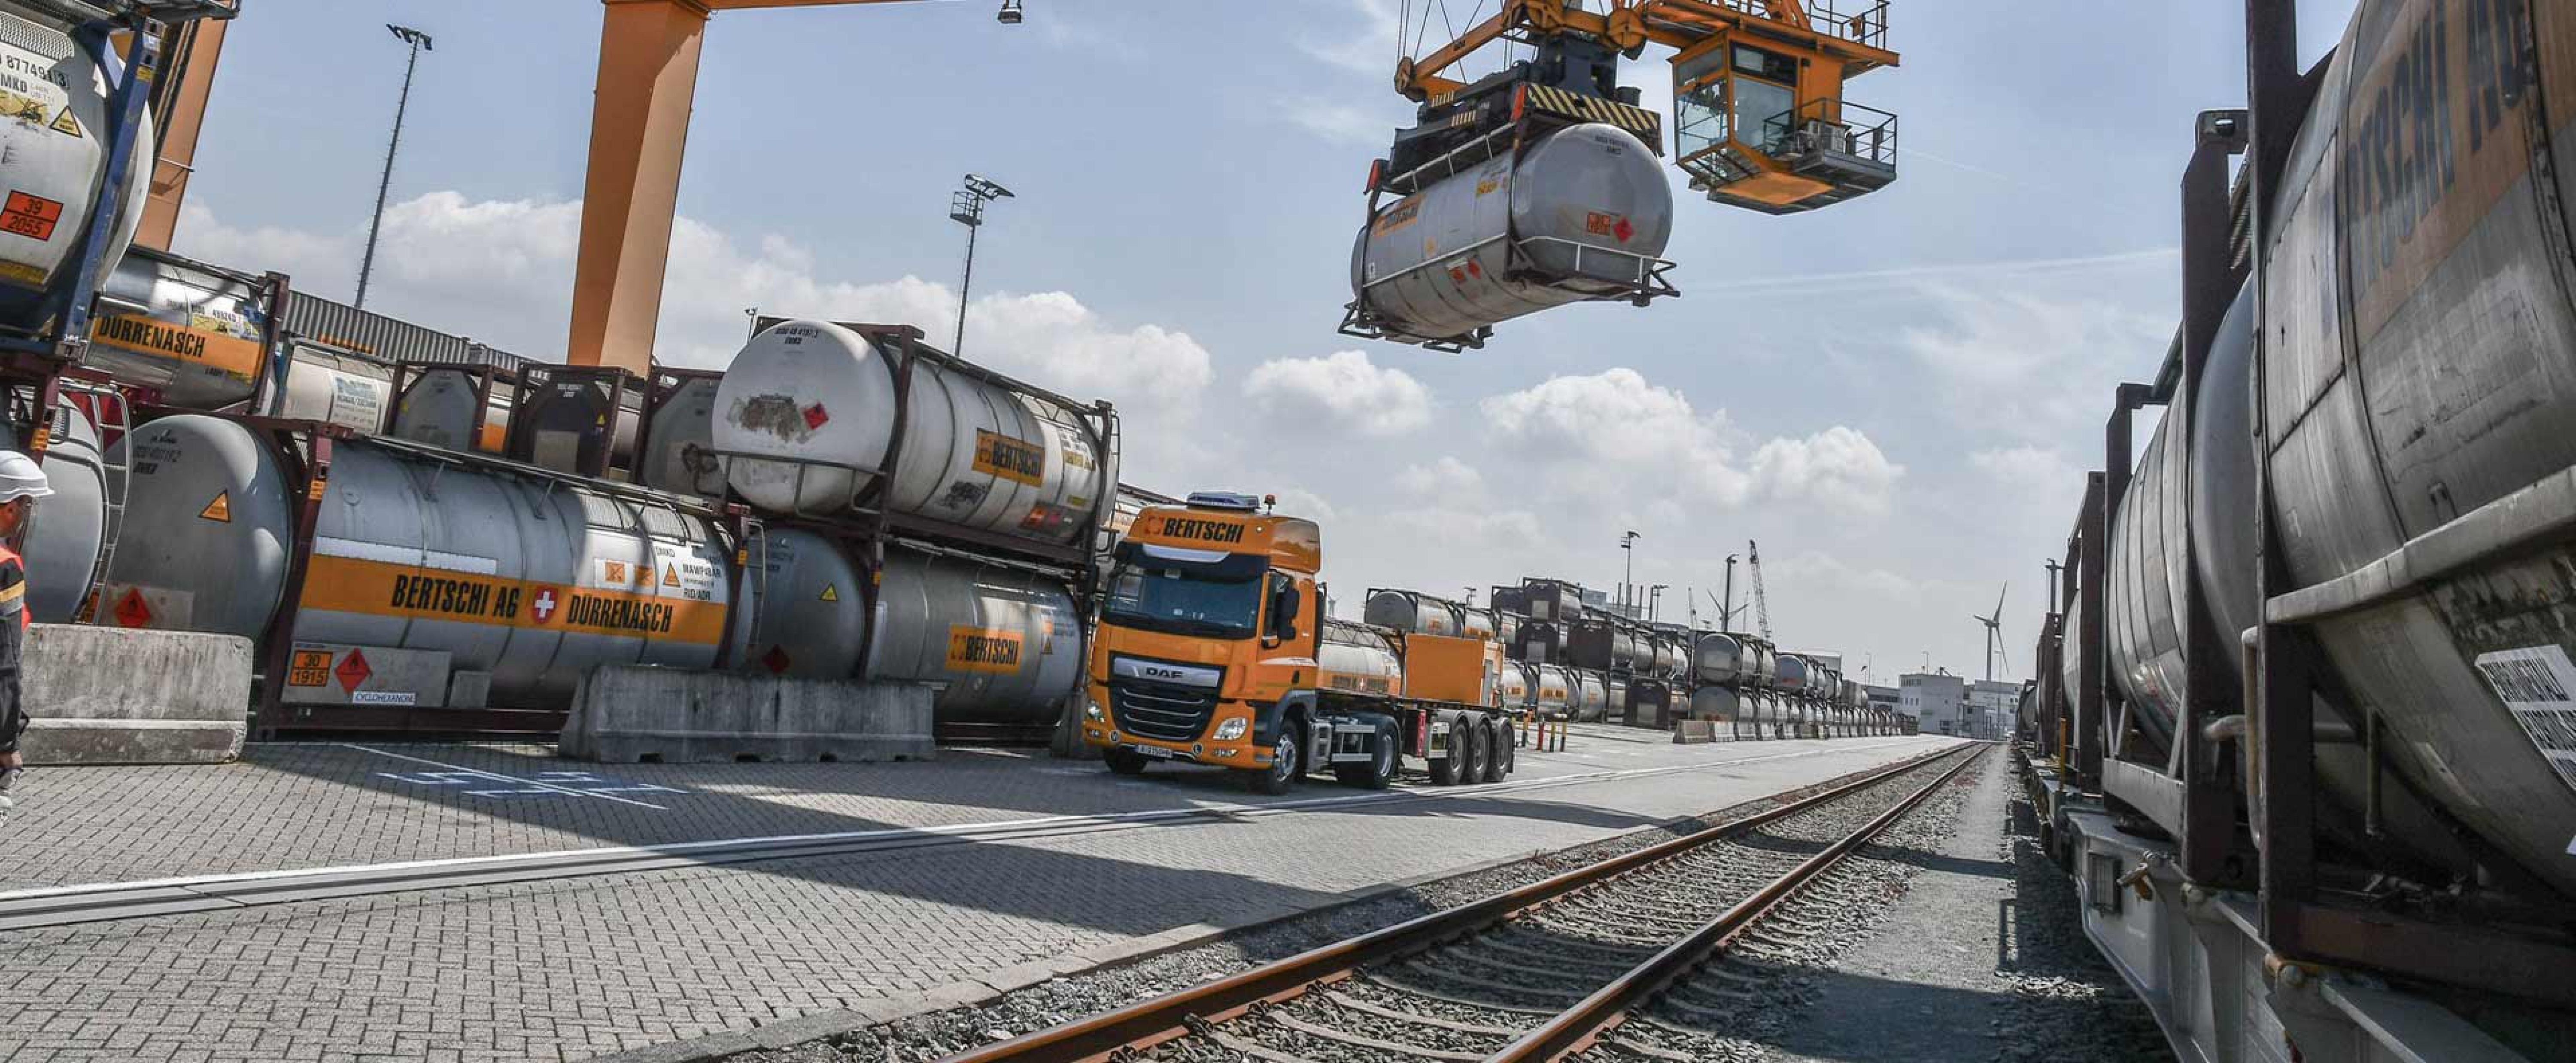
left=1430, top=720, right=1464, bottom=786
left=1500, top=719, right=1517, bottom=775
left=1479, top=720, right=1506, bottom=783
left=1457, top=715, right=1486, bottom=786
left=1246, top=720, right=1303, bottom=795
left=1103, top=747, right=1150, bottom=776
left=1333, top=719, right=1399, bottom=789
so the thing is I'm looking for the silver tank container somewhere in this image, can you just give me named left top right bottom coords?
left=1350, top=122, right=1674, bottom=344
left=737, top=527, right=866, bottom=679
left=640, top=375, right=726, bottom=498
left=1530, top=663, right=1574, bottom=716
left=0, top=5, right=151, bottom=330
left=392, top=367, right=512, bottom=454
left=869, top=548, right=1087, bottom=725
left=1363, top=589, right=1463, bottom=638
left=1694, top=631, right=1743, bottom=685
left=3, top=394, right=104, bottom=621
left=1571, top=668, right=1608, bottom=722
left=1457, top=606, right=1496, bottom=641
left=102, top=415, right=743, bottom=707
left=1318, top=619, right=1403, bottom=695
left=1775, top=652, right=1814, bottom=694
left=276, top=342, right=394, bottom=432
left=83, top=249, right=264, bottom=409
left=1493, top=660, right=1532, bottom=710
left=714, top=321, right=1106, bottom=547
left=1692, top=684, right=1740, bottom=721
left=1494, top=612, right=1521, bottom=649
left=1604, top=675, right=1628, bottom=721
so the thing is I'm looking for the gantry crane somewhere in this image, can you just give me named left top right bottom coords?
left=1393, top=0, right=1901, bottom=215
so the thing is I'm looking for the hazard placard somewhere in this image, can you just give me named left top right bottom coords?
left=198, top=492, right=230, bottom=522
left=819, top=583, right=838, bottom=603
left=48, top=107, right=77, bottom=138
left=287, top=649, right=330, bottom=687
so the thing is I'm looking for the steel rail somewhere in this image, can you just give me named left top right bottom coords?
left=1491, top=743, right=1988, bottom=1060
left=942, top=743, right=1974, bottom=1063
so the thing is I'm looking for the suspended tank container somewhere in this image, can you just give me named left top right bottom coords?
left=714, top=320, right=1111, bottom=554
left=0, top=3, right=152, bottom=331
left=1350, top=122, right=1674, bottom=349
left=100, top=415, right=747, bottom=709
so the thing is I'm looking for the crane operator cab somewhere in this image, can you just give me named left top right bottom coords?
left=1668, top=9, right=1899, bottom=214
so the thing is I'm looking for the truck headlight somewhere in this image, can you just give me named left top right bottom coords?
left=1085, top=699, right=1105, bottom=722
left=1214, top=717, right=1248, bottom=741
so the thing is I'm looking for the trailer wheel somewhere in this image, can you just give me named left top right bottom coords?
left=1500, top=719, right=1517, bottom=775
left=1479, top=720, right=1506, bottom=783
left=1457, top=715, right=1486, bottom=786
left=1333, top=718, right=1399, bottom=789
left=1245, top=720, right=1303, bottom=795
left=1103, top=747, right=1150, bottom=776
left=1430, top=719, right=1464, bottom=786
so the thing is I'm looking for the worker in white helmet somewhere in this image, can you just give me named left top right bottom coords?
left=0, top=448, right=48, bottom=814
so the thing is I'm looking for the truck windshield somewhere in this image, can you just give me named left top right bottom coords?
left=1102, top=562, right=1263, bottom=639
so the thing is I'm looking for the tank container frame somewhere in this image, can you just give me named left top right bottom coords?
left=697, top=321, right=1118, bottom=571
left=2025, top=15, right=2576, bottom=1036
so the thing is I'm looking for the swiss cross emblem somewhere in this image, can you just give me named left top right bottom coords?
left=531, top=588, right=560, bottom=624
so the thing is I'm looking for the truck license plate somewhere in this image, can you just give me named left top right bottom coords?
left=1133, top=743, right=1176, bottom=759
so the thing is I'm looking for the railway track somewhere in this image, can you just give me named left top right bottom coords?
left=944, top=743, right=1984, bottom=1063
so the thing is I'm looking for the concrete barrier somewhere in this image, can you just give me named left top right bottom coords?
left=1672, top=719, right=1718, bottom=744
left=559, top=664, right=936, bottom=764
left=18, top=624, right=252, bottom=765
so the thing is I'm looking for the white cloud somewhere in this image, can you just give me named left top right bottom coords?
left=1895, top=282, right=2172, bottom=446
left=1272, top=486, right=1340, bottom=522
left=1242, top=349, right=1433, bottom=435
left=1285, top=97, right=1396, bottom=146
left=176, top=192, right=1215, bottom=417
left=1750, top=426, right=1905, bottom=516
left=1970, top=445, right=2079, bottom=487
left=1397, top=455, right=1485, bottom=501
left=1478, top=367, right=1903, bottom=514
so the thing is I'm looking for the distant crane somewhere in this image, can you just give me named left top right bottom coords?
left=1973, top=582, right=2009, bottom=681
left=1747, top=539, right=1772, bottom=641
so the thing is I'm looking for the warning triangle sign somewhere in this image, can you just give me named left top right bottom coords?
left=819, top=584, right=838, bottom=603
left=662, top=563, right=679, bottom=587
left=198, top=492, right=231, bottom=522
left=49, top=107, right=78, bottom=138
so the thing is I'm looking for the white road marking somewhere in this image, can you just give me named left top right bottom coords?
left=0, top=737, right=1942, bottom=902
left=343, top=744, right=675, bottom=810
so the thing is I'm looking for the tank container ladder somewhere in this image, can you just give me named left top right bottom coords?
left=83, top=388, right=130, bottom=603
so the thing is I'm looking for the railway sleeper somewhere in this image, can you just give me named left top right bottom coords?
left=1257, top=1008, right=1488, bottom=1061
left=1317, top=989, right=1521, bottom=1038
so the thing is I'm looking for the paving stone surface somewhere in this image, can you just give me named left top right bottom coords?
left=0, top=731, right=1956, bottom=1062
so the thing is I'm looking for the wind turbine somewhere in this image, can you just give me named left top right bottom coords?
left=1973, top=582, right=2009, bottom=682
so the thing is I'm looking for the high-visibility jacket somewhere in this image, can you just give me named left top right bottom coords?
left=0, top=544, right=24, bottom=753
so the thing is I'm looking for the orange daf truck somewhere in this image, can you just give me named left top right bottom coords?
left=1081, top=492, right=1520, bottom=793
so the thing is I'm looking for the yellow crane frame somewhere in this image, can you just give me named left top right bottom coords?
left=570, top=0, right=929, bottom=374
left=1396, top=0, right=1899, bottom=214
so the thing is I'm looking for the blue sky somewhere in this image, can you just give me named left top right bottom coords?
left=175, top=0, right=2358, bottom=685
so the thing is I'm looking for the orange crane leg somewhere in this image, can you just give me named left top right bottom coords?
left=568, top=0, right=711, bottom=372
left=136, top=18, right=228, bottom=250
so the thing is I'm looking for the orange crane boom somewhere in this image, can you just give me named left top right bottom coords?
left=569, top=0, right=944, bottom=375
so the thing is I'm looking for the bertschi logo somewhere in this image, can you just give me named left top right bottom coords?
left=1154, top=516, right=1247, bottom=544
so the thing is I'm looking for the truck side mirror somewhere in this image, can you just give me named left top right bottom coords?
left=1269, top=578, right=1300, bottom=643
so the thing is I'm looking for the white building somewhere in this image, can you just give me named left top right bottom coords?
left=1900, top=672, right=1968, bottom=737
left=1965, top=679, right=2021, bottom=740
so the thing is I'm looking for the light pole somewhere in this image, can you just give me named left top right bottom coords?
left=356, top=24, right=433, bottom=310
left=1619, top=530, right=1639, bottom=615
left=1720, top=553, right=1738, bottom=630
left=1649, top=584, right=1667, bottom=622
left=1462, top=586, right=1476, bottom=606
left=948, top=174, right=1015, bottom=356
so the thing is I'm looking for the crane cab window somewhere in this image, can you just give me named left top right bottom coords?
left=1730, top=46, right=1799, bottom=151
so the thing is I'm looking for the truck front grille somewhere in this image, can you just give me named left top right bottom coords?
left=1109, top=680, right=1217, bottom=743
